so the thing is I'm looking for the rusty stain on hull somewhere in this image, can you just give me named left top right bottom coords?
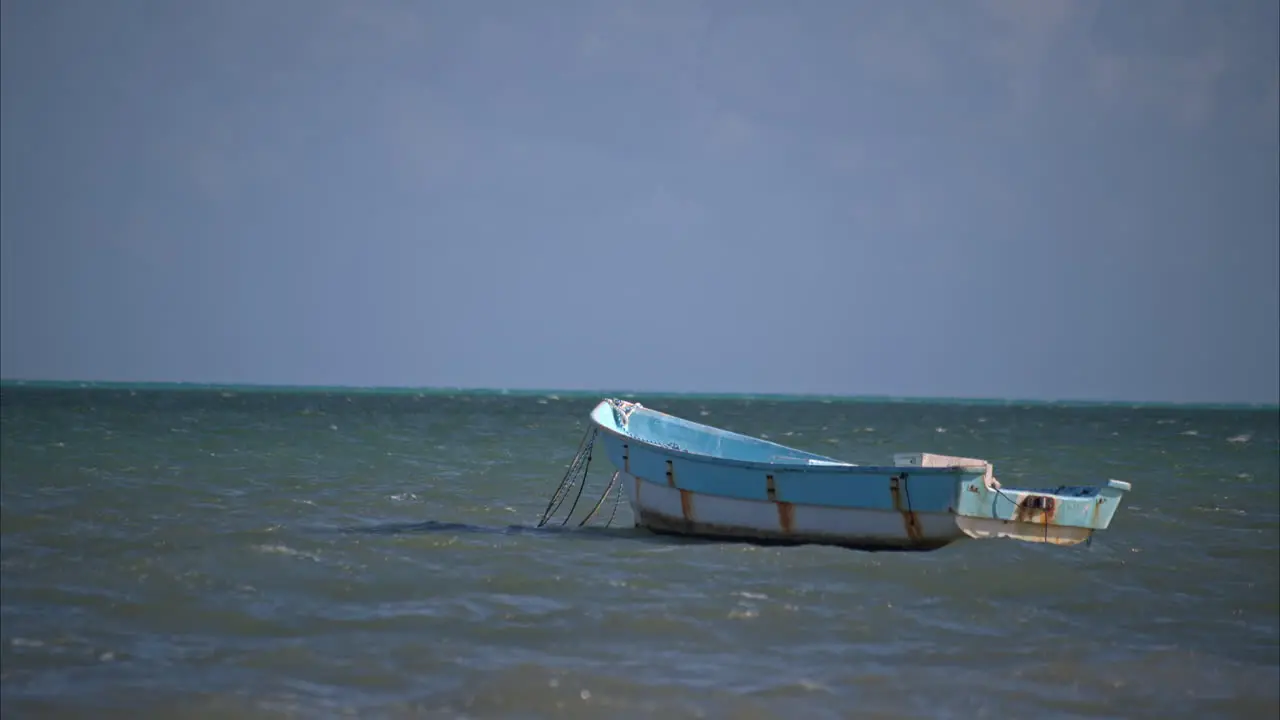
left=777, top=501, right=795, bottom=533
left=765, top=474, right=792, bottom=533
left=666, top=460, right=675, bottom=488
left=889, top=474, right=924, bottom=544
left=1012, top=494, right=1058, bottom=525
left=1011, top=493, right=1058, bottom=541
left=623, top=443, right=630, bottom=473
left=679, top=489, right=695, bottom=521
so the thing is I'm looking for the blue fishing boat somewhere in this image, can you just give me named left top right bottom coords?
left=582, top=398, right=1131, bottom=551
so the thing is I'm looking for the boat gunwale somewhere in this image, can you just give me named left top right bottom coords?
left=588, top=403, right=986, bottom=477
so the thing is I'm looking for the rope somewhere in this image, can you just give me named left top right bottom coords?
left=609, top=398, right=642, bottom=428
left=577, top=471, right=620, bottom=527
left=604, top=472, right=623, bottom=528
left=539, top=409, right=638, bottom=530
left=557, top=438, right=595, bottom=527
left=537, top=427, right=596, bottom=527
left=538, top=425, right=630, bottom=530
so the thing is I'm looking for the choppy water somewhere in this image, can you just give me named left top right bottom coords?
left=1, top=387, right=1277, bottom=719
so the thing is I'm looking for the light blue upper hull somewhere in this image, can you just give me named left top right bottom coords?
left=588, top=399, right=1132, bottom=550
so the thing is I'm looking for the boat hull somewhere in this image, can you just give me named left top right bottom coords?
left=619, top=470, right=963, bottom=551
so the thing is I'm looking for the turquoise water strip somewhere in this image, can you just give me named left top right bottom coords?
left=1, top=379, right=1275, bottom=411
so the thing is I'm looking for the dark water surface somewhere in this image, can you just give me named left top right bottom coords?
left=2, top=387, right=1277, bottom=719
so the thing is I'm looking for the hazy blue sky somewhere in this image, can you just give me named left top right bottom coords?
left=2, top=0, right=1277, bottom=403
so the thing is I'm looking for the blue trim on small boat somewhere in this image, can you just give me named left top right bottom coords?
left=954, top=477, right=1129, bottom=530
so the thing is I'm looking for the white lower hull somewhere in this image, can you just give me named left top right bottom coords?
left=619, top=471, right=965, bottom=551
left=955, top=515, right=1094, bottom=546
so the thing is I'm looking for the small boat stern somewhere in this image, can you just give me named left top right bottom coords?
left=953, top=478, right=1133, bottom=546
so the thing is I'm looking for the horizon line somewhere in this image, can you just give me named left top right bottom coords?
left=2, top=378, right=1276, bottom=411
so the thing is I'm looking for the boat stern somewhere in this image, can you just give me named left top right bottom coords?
left=954, top=478, right=1133, bottom=546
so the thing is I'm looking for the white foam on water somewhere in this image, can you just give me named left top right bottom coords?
left=254, top=544, right=320, bottom=562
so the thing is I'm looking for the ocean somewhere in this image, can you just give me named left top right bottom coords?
left=1, top=385, right=1277, bottom=719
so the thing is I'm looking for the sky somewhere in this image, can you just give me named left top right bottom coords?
left=1, top=0, right=1277, bottom=404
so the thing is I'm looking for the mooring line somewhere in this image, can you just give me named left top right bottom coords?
left=577, top=471, right=620, bottom=527
left=537, top=427, right=597, bottom=528
left=558, top=439, right=594, bottom=527
left=604, top=471, right=624, bottom=528
left=536, top=424, right=629, bottom=530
